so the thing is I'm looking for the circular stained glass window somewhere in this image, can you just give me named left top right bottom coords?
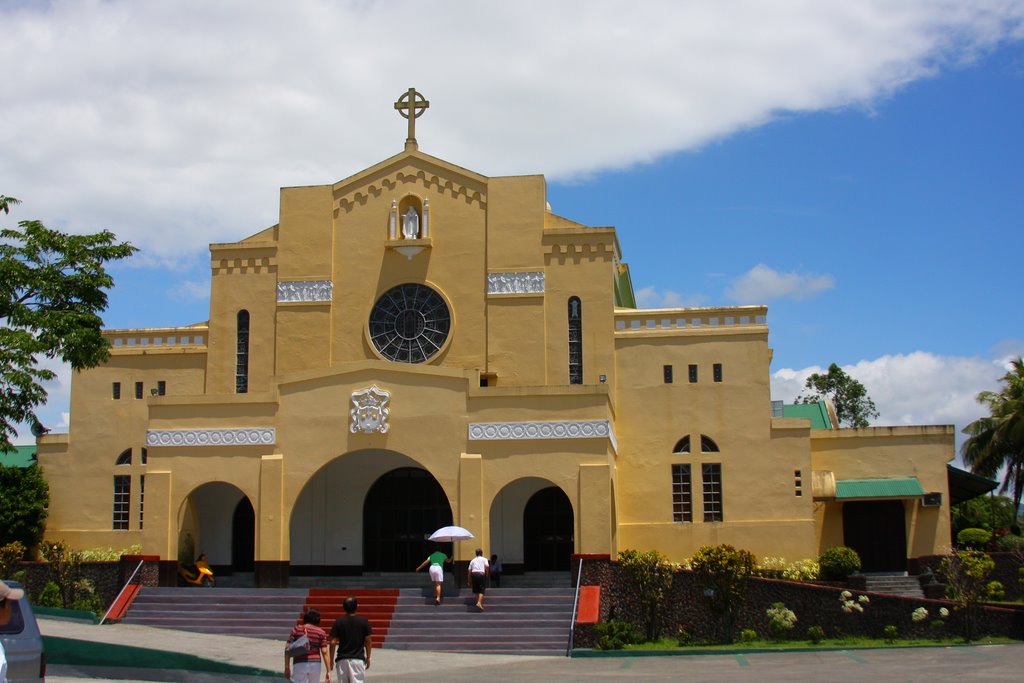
left=369, top=283, right=451, bottom=363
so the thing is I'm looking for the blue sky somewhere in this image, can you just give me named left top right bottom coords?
left=2, top=1, right=1023, bottom=453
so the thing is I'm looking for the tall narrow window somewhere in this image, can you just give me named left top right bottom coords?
left=663, top=365, right=673, bottom=383
left=672, top=464, right=693, bottom=522
left=112, top=382, right=121, bottom=400
left=113, top=475, right=131, bottom=530
left=688, top=364, right=698, bottom=383
left=702, top=463, right=723, bottom=522
left=157, top=380, right=166, bottom=396
left=134, top=382, right=143, bottom=399
left=568, top=297, right=583, bottom=384
left=713, top=363, right=723, bottom=383
left=139, top=475, right=145, bottom=529
left=236, top=310, right=250, bottom=394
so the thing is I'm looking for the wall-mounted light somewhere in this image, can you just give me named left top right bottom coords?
left=599, top=374, right=607, bottom=383
left=150, top=388, right=159, bottom=396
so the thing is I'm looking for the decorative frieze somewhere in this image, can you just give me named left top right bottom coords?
left=146, top=428, right=276, bottom=447
left=468, top=420, right=615, bottom=449
left=277, top=280, right=333, bottom=303
left=487, top=271, right=545, bottom=295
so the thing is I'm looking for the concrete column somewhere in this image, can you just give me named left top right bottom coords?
left=578, top=463, right=612, bottom=555
left=256, top=454, right=288, bottom=587
left=139, top=470, right=176, bottom=586
left=457, top=453, right=484, bottom=588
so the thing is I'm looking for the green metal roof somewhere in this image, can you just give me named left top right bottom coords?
left=782, top=402, right=832, bottom=430
left=614, top=264, right=636, bottom=309
left=835, top=477, right=925, bottom=499
left=0, top=445, right=37, bottom=468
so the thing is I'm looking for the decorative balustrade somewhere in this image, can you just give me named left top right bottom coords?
left=107, top=328, right=209, bottom=349
left=614, top=307, right=767, bottom=333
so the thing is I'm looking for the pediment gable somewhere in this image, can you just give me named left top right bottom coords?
left=332, top=149, right=489, bottom=214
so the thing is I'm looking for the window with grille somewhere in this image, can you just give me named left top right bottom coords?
left=157, top=380, right=166, bottom=396
left=236, top=310, right=250, bottom=393
left=688, top=364, right=698, bottom=383
left=139, top=475, right=145, bottom=529
left=672, top=464, right=693, bottom=522
left=664, top=365, right=673, bottom=383
left=112, top=382, right=121, bottom=399
left=113, top=475, right=131, bottom=530
left=134, top=381, right=143, bottom=399
left=673, top=436, right=691, bottom=454
left=702, top=463, right=723, bottom=522
left=713, top=363, right=723, bottom=382
left=115, top=449, right=131, bottom=466
left=568, top=297, right=583, bottom=384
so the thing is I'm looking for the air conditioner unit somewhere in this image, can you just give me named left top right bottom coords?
left=921, top=492, right=942, bottom=507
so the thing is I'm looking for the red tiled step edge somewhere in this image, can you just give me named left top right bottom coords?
left=576, top=586, right=600, bottom=624
left=299, top=588, right=399, bottom=645
left=104, top=583, right=141, bottom=621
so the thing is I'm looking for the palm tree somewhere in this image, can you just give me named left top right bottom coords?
left=961, top=357, right=1024, bottom=517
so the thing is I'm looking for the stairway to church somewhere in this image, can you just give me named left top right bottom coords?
left=121, top=587, right=308, bottom=639
left=861, top=573, right=925, bottom=598
left=383, top=587, right=576, bottom=655
left=302, top=588, right=399, bottom=648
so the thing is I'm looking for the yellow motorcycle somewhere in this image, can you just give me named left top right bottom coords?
left=177, top=553, right=215, bottom=587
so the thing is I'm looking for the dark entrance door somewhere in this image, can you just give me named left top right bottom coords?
left=363, top=467, right=453, bottom=572
left=231, top=497, right=255, bottom=573
left=523, top=486, right=574, bottom=571
left=842, top=500, right=907, bottom=572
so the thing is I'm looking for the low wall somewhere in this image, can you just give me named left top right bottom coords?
left=574, top=556, right=1024, bottom=647
left=912, top=552, right=1023, bottom=601
left=14, top=555, right=161, bottom=611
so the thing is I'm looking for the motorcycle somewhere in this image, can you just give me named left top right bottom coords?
left=178, top=553, right=215, bottom=587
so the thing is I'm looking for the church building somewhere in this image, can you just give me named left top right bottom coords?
left=37, top=90, right=954, bottom=586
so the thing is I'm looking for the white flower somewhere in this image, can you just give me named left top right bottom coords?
left=912, top=607, right=929, bottom=622
left=858, top=595, right=870, bottom=604
left=841, top=590, right=852, bottom=600
left=939, top=607, right=949, bottom=618
left=852, top=603, right=864, bottom=613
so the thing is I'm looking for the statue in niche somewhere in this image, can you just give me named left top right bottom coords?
left=402, top=206, right=420, bottom=239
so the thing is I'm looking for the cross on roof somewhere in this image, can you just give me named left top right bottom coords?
left=394, top=87, right=430, bottom=150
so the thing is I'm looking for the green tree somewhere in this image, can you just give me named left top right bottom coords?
left=0, top=463, right=49, bottom=552
left=952, top=495, right=1020, bottom=535
left=0, top=194, right=136, bottom=451
left=796, top=363, right=879, bottom=428
left=618, top=548, right=676, bottom=641
left=961, top=358, right=1024, bottom=516
left=940, top=548, right=1000, bottom=641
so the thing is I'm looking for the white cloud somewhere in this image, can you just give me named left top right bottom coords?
left=771, top=351, right=1014, bottom=458
left=11, top=357, right=72, bottom=446
left=635, top=286, right=708, bottom=309
left=726, top=264, right=835, bottom=303
left=0, top=1, right=1021, bottom=260
left=169, top=279, right=211, bottom=303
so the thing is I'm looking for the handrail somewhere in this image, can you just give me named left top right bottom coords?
left=99, top=559, right=144, bottom=625
left=566, top=556, right=584, bottom=657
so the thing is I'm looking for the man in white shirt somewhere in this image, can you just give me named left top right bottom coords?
left=467, top=548, right=490, bottom=611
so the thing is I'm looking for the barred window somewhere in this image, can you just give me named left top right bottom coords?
left=115, top=448, right=132, bottom=466
left=134, top=381, right=143, bottom=399
left=112, top=382, right=121, bottom=400
left=672, top=464, right=693, bottom=522
left=702, top=463, right=723, bottom=522
left=113, top=475, right=131, bottom=530
left=236, top=310, right=250, bottom=393
left=568, top=297, right=583, bottom=384
left=139, top=475, right=145, bottom=529
left=713, top=363, right=723, bottom=382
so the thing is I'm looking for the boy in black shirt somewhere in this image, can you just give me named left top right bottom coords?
left=329, top=596, right=373, bottom=682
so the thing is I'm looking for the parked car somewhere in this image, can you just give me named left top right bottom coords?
left=0, top=580, right=45, bottom=682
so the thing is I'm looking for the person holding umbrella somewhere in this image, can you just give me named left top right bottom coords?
left=415, top=545, right=451, bottom=605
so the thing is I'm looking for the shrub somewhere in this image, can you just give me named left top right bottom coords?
left=38, top=581, right=61, bottom=608
left=806, top=625, right=825, bottom=644
left=986, top=580, right=1005, bottom=601
left=911, top=606, right=929, bottom=622
left=883, top=625, right=898, bottom=643
left=956, top=528, right=992, bottom=550
left=941, top=549, right=997, bottom=641
left=72, top=578, right=105, bottom=617
left=996, top=533, right=1024, bottom=552
left=691, top=544, right=756, bottom=644
left=78, top=544, right=143, bottom=562
left=618, top=549, right=676, bottom=641
left=818, top=546, right=861, bottom=581
left=675, top=624, right=693, bottom=646
left=766, top=602, right=797, bottom=641
left=929, top=619, right=945, bottom=641
left=783, top=559, right=820, bottom=581
left=594, top=620, right=643, bottom=650
left=0, top=541, right=26, bottom=578
left=739, top=628, right=758, bottom=643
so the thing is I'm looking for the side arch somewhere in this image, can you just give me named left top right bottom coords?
left=489, top=477, right=575, bottom=573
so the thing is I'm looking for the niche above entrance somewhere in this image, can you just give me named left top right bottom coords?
left=386, top=194, right=431, bottom=259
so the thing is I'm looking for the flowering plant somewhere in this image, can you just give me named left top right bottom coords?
left=912, top=606, right=929, bottom=622
left=839, top=591, right=867, bottom=613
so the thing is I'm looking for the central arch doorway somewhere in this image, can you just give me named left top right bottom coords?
left=363, top=467, right=453, bottom=572
left=524, top=486, right=574, bottom=571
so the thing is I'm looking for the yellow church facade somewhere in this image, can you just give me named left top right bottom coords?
left=36, top=92, right=953, bottom=586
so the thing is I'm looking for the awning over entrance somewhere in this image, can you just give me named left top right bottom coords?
left=947, top=464, right=998, bottom=505
left=834, top=477, right=925, bottom=500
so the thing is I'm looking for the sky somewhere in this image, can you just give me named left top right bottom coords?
left=2, top=1, right=1023, bottom=462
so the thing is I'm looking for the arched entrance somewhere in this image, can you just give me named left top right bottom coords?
left=523, top=486, right=574, bottom=571
left=842, top=500, right=908, bottom=572
left=363, top=467, right=453, bottom=572
left=232, top=498, right=256, bottom=572
left=178, top=481, right=255, bottom=573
